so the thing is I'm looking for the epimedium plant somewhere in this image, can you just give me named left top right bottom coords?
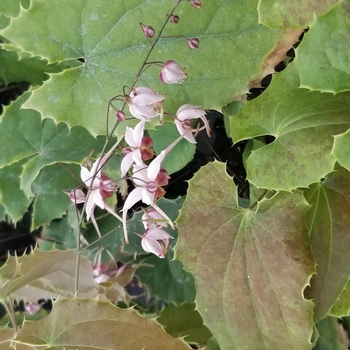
left=0, top=0, right=350, bottom=350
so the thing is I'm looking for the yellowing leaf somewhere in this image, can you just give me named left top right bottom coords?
left=0, top=249, right=99, bottom=302
left=14, top=297, right=191, bottom=350
left=176, top=161, right=315, bottom=350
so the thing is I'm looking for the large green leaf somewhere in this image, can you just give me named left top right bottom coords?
left=229, top=64, right=350, bottom=191
left=0, top=249, right=99, bottom=302
left=0, top=0, right=29, bottom=29
left=14, top=297, right=191, bottom=350
left=304, top=165, right=350, bottom=321
left=258, top=0, right=340, bottom=29
left=295, top=0, right=350, bottom=93
left=2, top=0, right=301, bottom=136
left=331, top=279, right=350, bottom=317
left=0, top=94, right=104, bottom=198
left=175, top=161, right=315, bottom=350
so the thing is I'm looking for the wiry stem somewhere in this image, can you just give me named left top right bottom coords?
left=74, top=0, right=184, bottom=290
left=3, top=298, right=18, bottom=332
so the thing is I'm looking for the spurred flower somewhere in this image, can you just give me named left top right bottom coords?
left=25, top=302, right=42, bottom=315
left=140, top=23, right=155, bottom=38
left=141, top=227, right=173, bottom=258
left=160, top=60, right=187, bottom=84
left=122, top=150, right=174, bottom=243
left=142, top=208, right=168, bottom=229
left=80, top=157, right=122, bottom=237
left=126, top=87, right=165, bottom=121
left=187, top=37, right=200, bottom=49
left=175, top=104, right=211, bottom=143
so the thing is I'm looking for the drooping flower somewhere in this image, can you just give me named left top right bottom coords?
left=141, top=227, right=173, bottom=258
left=140, top=23, right=155, bottom=38
left=122, top=150, right=174, bottom=243
left=79, top=157, right=122, bottom=237
left=126, top=87, right=165, bottom=121
left=187, top=37, right=200, bottom=49
left=160, top=60, right=187, bottom=84
left=175, top=104, right=211, bottom=143
left=121, top=120, right=154, bottom=177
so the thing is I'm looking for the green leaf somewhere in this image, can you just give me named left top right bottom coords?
left=313, top=316, right=348, bottom=350
left=0, top=0, right=29, bottom=29
left=31, top=163, right=81, bottom=229
left=257, top=0, right=340, bottom=29
left=229, top=64, right=350, bottom=191
left=295, top=0, right=350, bottom=93
left=331, top=280, right=350, bottom=317
left=175, top=161, right=315, bottom=350
left=158, top=303, right=212, bottom=344
left=332, top=128, right=350, bottom=172
left=2, top=0, right=302, bottom=136
left=0, top=249, right=99, bottom=302
left=0, top=48, right=62, bottom=86
left=304, top=165, right=350, bottom=321
left=148, top=122, right=196, bottom=175
left=0, top=93, right=105, bottom=198
left=14, top=297, right=191, bottom=350
left=0, top=160, right=31, bottom=222
left=136, top=252, right=196, bottom=304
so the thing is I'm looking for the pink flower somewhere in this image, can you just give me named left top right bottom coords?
left=160, top=60, right=187, bottom=84
left=126, top=87, right=165, bottom=121
left=191, top=0, right=202, bottom=9
left=175, top=104, right=211, bottom=143
left=141, top=227, right=173, bottom=258
left=67, top=189, right=86, bottom=204
left=25, top=302, right=42, bottom=315
left=188, top=37, right=200, bottom=49
left=80, top=157, right=122, bottom=237
left=122, top=151, right=174, bottom=243
left=169, top=15, right=180, bottom=23
left=140, top=23, right=155, bottom=38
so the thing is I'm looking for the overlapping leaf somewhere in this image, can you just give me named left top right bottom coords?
left=229, top=64, right=350, bottom=191
left=2, top=0, right=301, bottom=136
left=0, top=160, right=31, bottom=222
left=313, top=316, right=348, bottom=350
left=0, top=93, right=104, bottom=198
left=332, top=128, right=350, bottom=172
left=176, top=161, right=315, bottom=350
left=158, top=303, right=212, bottom=344
left=295, top=0, right=350, bottom=93
left=0, top=249, right=99, bottom=302
left=148, top=122, right=196, bottom=175
left=258, top=0, right=340, bottom=29
left=304, top=165, right=350, bottom=321
left=14, top=297, right=191, bottom=350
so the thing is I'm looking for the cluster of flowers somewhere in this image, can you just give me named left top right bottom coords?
left=68, top=0, right=208, bottom=261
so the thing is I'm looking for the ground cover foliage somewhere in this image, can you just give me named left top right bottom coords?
left=0, top=0, right=350, bottom=349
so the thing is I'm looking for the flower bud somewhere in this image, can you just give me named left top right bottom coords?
left=140, top=23, right=155, bottom=38
left=160, top=60, right=187, bottom=84
left=187, top=37, right=200, bottom=49
left=116, top=110, right=126, bottom=121
left=191, top=0, right=202, bottom=9
left=169, top=15, right=180, bottom=23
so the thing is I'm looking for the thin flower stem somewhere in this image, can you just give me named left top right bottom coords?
left=249, top=189, right=268, bottom=210
left=3, top=298, right=17, bottom=332
left=75, top=0, right=184, bottom=289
